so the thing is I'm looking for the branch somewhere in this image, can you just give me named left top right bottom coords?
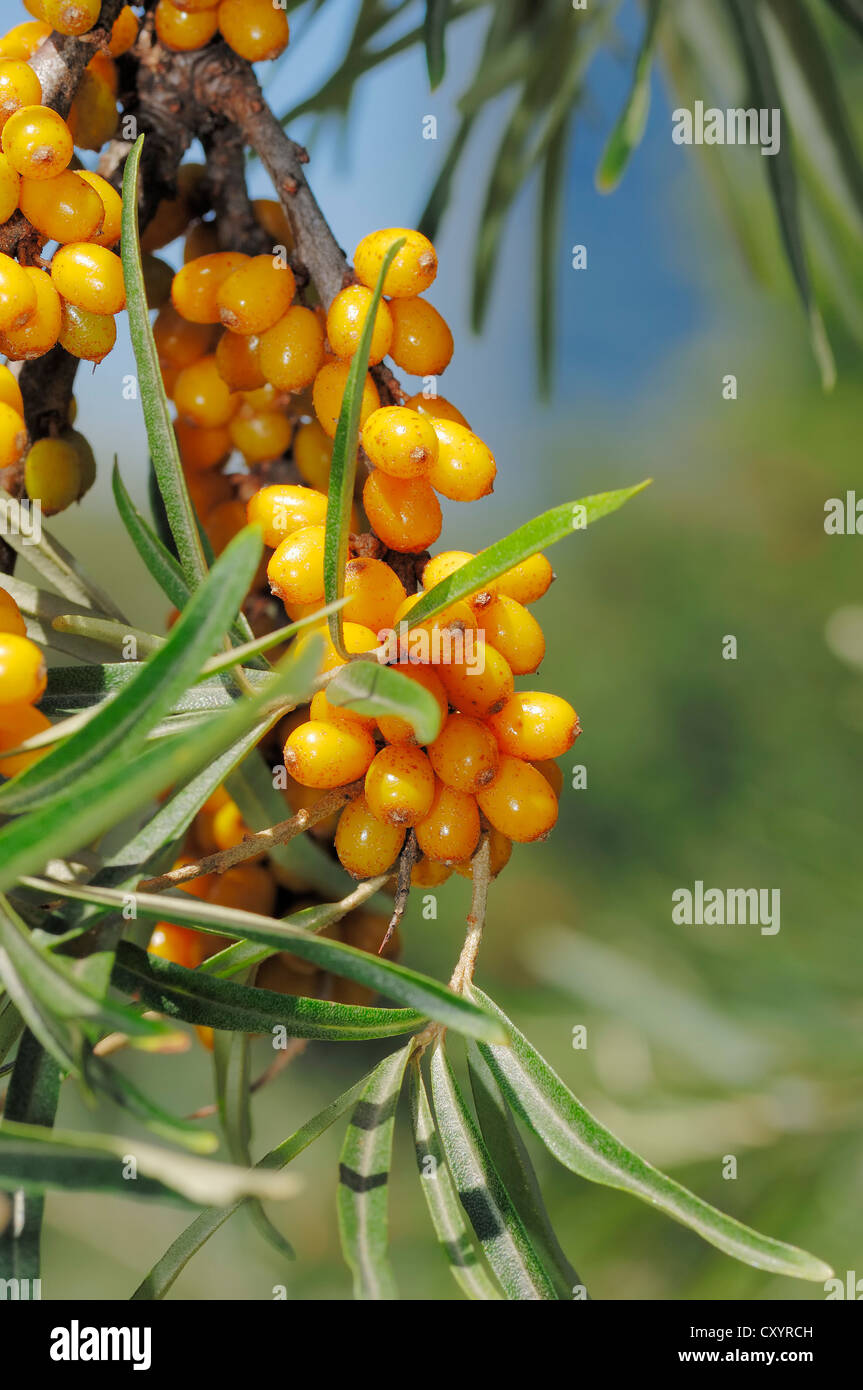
left=30, top=0, right=127, bottom=119
left=449, top=833, right=491, bottom=993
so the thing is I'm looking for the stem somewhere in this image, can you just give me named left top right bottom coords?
left=449, top=834, right=491, bottom=993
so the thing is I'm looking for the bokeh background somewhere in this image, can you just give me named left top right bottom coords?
left=9, top=0, right=861, bottom=1298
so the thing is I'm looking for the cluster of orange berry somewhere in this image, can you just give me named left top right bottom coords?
left=153, top=0, right=289, bottom=62
left=0, top=576, right=51, bottom=777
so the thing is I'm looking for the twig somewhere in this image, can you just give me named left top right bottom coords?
left=30, top=0, right=127, bottom=118
left=449, top=833, right=491, bottom=993
left=379, top=830, right=418, bottom=955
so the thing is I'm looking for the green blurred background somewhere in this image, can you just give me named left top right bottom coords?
left=15, top=0, right=862, bottom=1298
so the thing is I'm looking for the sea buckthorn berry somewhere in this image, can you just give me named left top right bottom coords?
left=326, top=285, right=393, bottom=364
left=427, top=712, right=499, bottom=794
left=147, top=921, right=205, bottom=970
left=365, top=743, right=435, bottom=827
left=19, top=170, right=103, bottom=242
left=0, top=402, right=27, bottom=469
left=0, top=703, right=51, bottom=776
left=534, top=758, right=563, bottom=797
left=295, top=620, right=378, bottom=673
left=78, top=170, right=122, bottom=247
left=153, top=304, right=216, bottom=368
left=108, top=5, right=139, bottom=55
left=191, top=784, right=231, bottom=853
left=66, top=68, right=118, bottom=150
left=0, top=60, right=42, bottom=131
left=169, top=855, right=215, bottom=902
left=285, top=720, right=376, bottom=789
left=404, top=391, right=470, bottom=428
left=171, top=0, right=220, bottom=10
left=0, top=23, right=51, bottom=61
left=0, top=152, right=19, bottom=222
left=411, top=856, right=452, bottom=887
left=421, top=550, right=495, bottom=610
left=217, top=0, right=290, bottom=60
left=361, top=405, right=438, bottom=479
left=312, top=359, right=379, bottom=438
left=259, top=305, right=325, bottom=393
left=155, top=0, right=219, bottom=50
left=228, top=407, right=292, bottom=464
left=344, top=557, right=406, bottom=635
left=0, top=633, right=46, bottom=707
left=204, top=499, right=249, bottom=557
left=294, top=418, right=331, bottom=491
left=267, top=524, right=325, bottom=607
left=256, top=957, right=318, bottom=999
left=388, top=296, right=454, bottom=376
left=60, top=427, right=95, bottom=496
left=415, top=780, right=480, bottom=864
left=0, top=265, right=59, bottom=358
left=175, top=421, right=231, bottom=472
left=184, top=219, right=220, bottom=262
left=1, top=104, right=72, bottom=180
left=477, top=594, right=545, bottom=674
left=217, top=255, right=296, bottom=335
left=393, top=593, right=476, bottom=656
left=376, top=662, right=448, bottom=744
left=24, top=436, right=82, bottom=513
left=0, top=364, right=23, bottom=415
left=240, top=381, right=283, bottom=412
left=85, top=50, right=118, bottom=96
left=354, top=228, right=437, bottom=300
left=343, top=909, right=400, bottom=959
left=429, top=419, right=496, bottom=502
left=51, top=244, right=125, bottom=316
left=171, top=251, right=249, bottom=324
left=476, top=754, right=559, bottom=843
left=335, top=794, right=405, bottom=878
left=253, top=197, right=293, bottom=249
left=455, top=826, right=512, bottom=880
left=215, top=329, right=265, bottom=390
left=309, top=687, right=376, bottom=730
left=207, top=798, right=253, bottom=854
left=0, top=587, right=26, bottom=637
left=186, top=468, right=232, bottom=519
left=488, top=692, right=581, bottom=761
left=362, top=470, right=442, bottom=553
left=42, top=0, right=100, bottom=36
left=0, top=254, right=36, bottom=334
left=497, top=552, right=554, bottom=605
left=247, top=483, right=326, bottom=548
left=58, top=301, right=117, bottom=363
left=174, top=354, right=240, bottom=427
left=437, top=645, right=514, bottom=720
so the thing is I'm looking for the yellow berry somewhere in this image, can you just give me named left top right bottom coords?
left=217, top=0, right=290, bottom=61
left=335, top=794, right=405, bottom=878
left=267, top=524, right=325, bottom=607
left=77, top=169, right=122, bottom=246
left=173, top=354, right=240, bottom=427
left=228, top=407, right=292, bottom=464
left=326, top=285, right=393, bottom=364
left=354, top=228, right=437, bottom=299
left=0, top=23, right=51, bottom=61
left=175, top=420, right=232, bottom=473
left=411, top=857, right=452, bottom=887
left=415, top=780, right=480, bottom=864
left=437, top=645, right=514, bottom=720
left=454, top=826, right=512, bottom=880
left=0, top=586, right=26, bottom=637
left=534, top=758, right=563, bottom=797
left=362, top=469, right=442, bottom=553
left=0, top=151, right=19, bottom=222
left=0, top=401, right=27, bottom=469
left=215, top=329, right=265, bottom=390
left=388, top=296, right=453, bottom=376
left=487, top=692, right=580, bottom=761
left=0, top=60, right=42, bottom=132
left=24, top=435, right=83, bottom=513
left=155, top=0, right=219, bottom=50
left=246, top=483, right=326, bottom=548
left=393, top=592, right=477, bottom=654
left=51, top=243, right=125, bottom=315
left=343, top=556, right=406, bottom=634
left=42, top=0, right=100, bottom=36
left=496, top=552, right=554, bottom=604
left=376, top=662, right=448, bottom=745
left=60, top=426, right=95, bottom=496
left=108, top=5, right=139, bottom=55
left=66, top=68, right=118, bottom=151
left=58, top=299, right=117, bottom=363
left=477, top=594, right=545, bottom=674
left=429, top=419, right=495, bottom=502
left=1, top=104, right=72, bottom=180
left=427, top=712, right=499, bottom=794
left=259, top=305, right=325, bottom=393
left=294, top=620, right=378, bottom=673
left=0, top=253, right=35, bottom=333
left=361, top=405, right=438, bottom=479
left=293, top=418, right=331, bottom=491
left=19, top=170, right=100, bottom=242
left=0, top=363, right=23, bottom=415
left=284, top=719, right=376, bottom=789
left=365, top=743, right=435, bottom=827
left=0, top=632, right=46, bottom=707
left=0, top=265, right=60, bottom=359
left=153, top=303, right=216, bottom=368
left=421, top=550, right=495, bottom=611
left=404, top=391, right=470, bottom=428
left=217, top=254, right=296, bottom=336
left=309, top=687, right=376, bottom=730
left=0, top=702, right=51, bottom=777
left=312, top=359, right=379, bottom=438
left=171, top=251, right=249, bottom=325
left=476, top=754, right=559, bottom=843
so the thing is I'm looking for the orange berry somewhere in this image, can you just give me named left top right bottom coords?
left=0, top=253, right=36, bottom=333
left=108, top=5, right=139, bottom=55
left=207, top=862, right=276, bottom=922
left=253, top=197, right=293, bottom=249
left=0, top=402, right=27, bottom=469
left=343, top=556, right=406, bottom=635
left=172, top=252, right=249, bottom=325
left=376, top=663, right=448, bottom=744
left=142, top=254, right=175, bottom=309
left=354, top=228, right=437, bottom=299
left=217, top=254, right=296, bottom=335
left=428, top=419, right=495, bottom=502
left=0, top=23, right=51, bottom=61
left=487, top=692, right=580, bottom=762
left=421, top=550, right=495, bottom=611
left=170, top=855, right=216, bottom=900
left=0, top=586, right=26, bottom=637
left=496, top=553, right=554, bottom=605
left=267, top=524, right=325, bottom=607
left=309, top=687, right=376, bottom=730
left=454, top=826, right=512, bottom=880
left=204, top=498, right=247, bottom=557
left=326, top=285, right=393, bottom=364
left=85, top=50, right=118, bottom=95
left=215, top=329, right=265, bottom=391
left=335, top=794, right=405, bottom=878
left=0, top=702, right=51, bottom=776
left=228, top=407, right=292, bottom=464
left=392, top=593, right=476, bottom=663
left=147, top=922, right=206, bottom=970
left=293, top=418, right=331, bottom=491
left=415, top=780, right=480, bottom=864
left=240, top=381, right=283, bottom=412
left=1, top=104, right=72, bottom=180
left=477, top=594, right=545, bottom=674
left=0, top=632, right=46, bottom=707
left=0, top=363, right=23, bottom=415
left=284, top=719, right=376, bottom=789
left=77, top=170, right=123, bottom=247
left=0, top=60, right=42, bottom=131
left=58, top=300, right=117, bottom=363
left=173, top=354, right=240, bottom=427
left=361, top=405, right=438, bottom=479
left=66, top=68, right=118, bottom=151
left=184, top=219, right=220, bottom=262
left=175, top=420, right=232, bottom=472
left=186, top=468, right=232, bottom=519
left=437, top=645, right=513, bottom=720
left=404, top=391, right=469, bottom=428
left=217, top=0, right=290, bottom=61
left=476, top=754, right=559, bottom=843
left=312, top=359, right=379, bottom=438
left=388, top=296, right=453, bottom=376
left=0, top=265, right=60, bottom=359
left=364, top=743, right=435, bottom=827
left=51, top=243, right=125, bottom=315
left=259, top=305, right=325, bottom=393
left=362, top=470, right=442, bottom=553
left=153, top=304, right=216, bottom=369
left=0, top=151, right=19, bottom=222
left=427, top=712, right=499, bottom=794
left=534, top=758, right=563, bottom=797
left=295, top=620, right=378, bottom=674
left=247, top=483, right=326, bottom=548
left=154, top=0, right=219, bottom=50
left=42, top=0, right=100, bottom=36
left=411, top=857, right=452, bottom=887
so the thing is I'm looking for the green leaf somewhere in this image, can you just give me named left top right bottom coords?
left=132, top=1068, right=375, bottom=1299
left=326, top=660, right=443, bottom=744
left=0, top=1030, right=61, bottom=1283
left=726, top=0, right=835, bottom=390
left=2, top=576, right=123, bottom=665
left=0, top=489, right=126, bottom=621
left=406, top=483, right=650, bottom=629
left=822, top=0, right=863, bottom=43
left=112, top=942, right=427, bottom=1041
left=596, top=0, right=663, bottom=192
left=0, top=525, right=264, bottom=814
left=0, top=1119, right=301, bottom=1208
left=89, top=1056, right=218, bottom=1154
left=121, top=135, right=209, bottom=585
left=323, top=235, right=405, bottom=659
left=470, top=987, right=834, bottom=1283
left=112, top=462, right=192, bottom=612
left=337, top=1045, right=411, bottom=1300
left=428, top=1039, right=558, bottom=1300
left=408, top=1058, right=502, bottom=1300
left=424, top=0, right=450, bottom=87
left=467, top=1042, right=584, bottom=1300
